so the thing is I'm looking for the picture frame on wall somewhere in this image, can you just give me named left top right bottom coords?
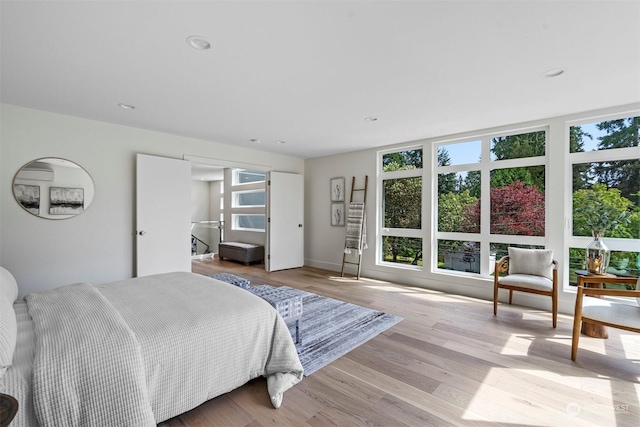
left=13, top=184, right=40, bottom=215
left=331, top=202, right=345, bottom=226
left=50, top=187, right=84, bottom=215
left=330, top=177, right=345, bottom=202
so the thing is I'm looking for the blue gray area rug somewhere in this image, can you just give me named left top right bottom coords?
left=262, top=285, right=403, bottom=376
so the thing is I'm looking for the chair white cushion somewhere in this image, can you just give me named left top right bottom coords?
left=0, top=266, right=19, bottom=302
left=499, top=274, right=553, bottom=292
left=582, top=298, right=640, bottom=330
left=508, top=247, right=554, bottom=280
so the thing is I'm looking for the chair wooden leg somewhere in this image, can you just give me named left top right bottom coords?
left=571, top=316, right=581, bottom=361
left=571, top=287, right=584, bottom=360
left=508, top=290, right=513, bottom=305
left=552, top=293, right=558, bottom=328
left=493, top=285, right=498, bottom=316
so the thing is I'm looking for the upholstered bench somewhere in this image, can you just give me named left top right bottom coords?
left=209, top=272, right=250, bottom=289
left=218, top=242, right=264, bottom=265
left=249, top=285, right=303, bottom=344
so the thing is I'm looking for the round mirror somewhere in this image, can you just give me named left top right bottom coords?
left=12, top=158, right=95, bottom=220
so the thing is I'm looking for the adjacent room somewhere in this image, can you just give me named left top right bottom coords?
left=1, top=1, right=639, bottom=426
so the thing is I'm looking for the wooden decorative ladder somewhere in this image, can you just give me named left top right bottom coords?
left=341, top=175, right=368, bottom=279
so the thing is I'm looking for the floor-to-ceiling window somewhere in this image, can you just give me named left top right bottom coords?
left=375, top=110, right=639, bottom=291
left=435, top=129, right=547, bottom=276
left=378, top=148, right=423, bottom=267
left=568, top=115, right=640, bottom=285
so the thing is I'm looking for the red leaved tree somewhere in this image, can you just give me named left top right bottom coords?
left=465, top=181, right=545, bottom=236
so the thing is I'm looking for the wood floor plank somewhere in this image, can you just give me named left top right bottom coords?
left=170, top=259, right=640, bottom=426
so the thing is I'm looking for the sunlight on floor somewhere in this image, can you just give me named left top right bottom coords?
left=413, top=293, right=476, bottom=303
left=328, top=276, right=390, bottom=284
left=358, top=283, right=488, bottom=304
left=462, top=369, right=620, bottom=425
left=360, top=285, right=419, bottom=293
left=462, top=375, right=546, bottom=425
left=499, top=334, right=534, bottom=356
left=620, top=333, right=640, bottom=359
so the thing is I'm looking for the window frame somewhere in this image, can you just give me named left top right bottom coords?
left=232, top=169, right=266, bottom=186
left=377, top=146, right=424, bottom=270
left=567, top=115, right=640, bottom=283
left=231, top=213, right=266, bottom=232
left=231, top=189, right=265, bottom=208
left=433, top=126, right=548, bottom=277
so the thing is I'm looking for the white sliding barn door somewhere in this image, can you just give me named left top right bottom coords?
left=136, top=154, right=191, bottom=277
left=266, top=172, right=304, bottom=271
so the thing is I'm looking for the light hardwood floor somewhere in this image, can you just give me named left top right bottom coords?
left=158, top=258, right=639, bottom=426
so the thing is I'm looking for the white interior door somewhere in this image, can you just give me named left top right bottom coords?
left=266, top=172, right=304, bottom=271
left=136, top=154, right=192, bottom=277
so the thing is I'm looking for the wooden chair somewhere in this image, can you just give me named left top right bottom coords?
left=493, top=247, right=558, bottom=327
left=571, top=276, right=640, bottom=361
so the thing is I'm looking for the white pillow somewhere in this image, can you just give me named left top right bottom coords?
left=0, top=293, right=17, bottom=378
left=508, top=247, right=554, bottom=280
left=0, top=266, right=19, bottom=302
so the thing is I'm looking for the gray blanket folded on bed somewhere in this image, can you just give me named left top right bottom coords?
left=26, top=283, right=155, bottom=427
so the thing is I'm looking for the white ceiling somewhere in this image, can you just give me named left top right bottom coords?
left=1, top=1, right=639, bottom=160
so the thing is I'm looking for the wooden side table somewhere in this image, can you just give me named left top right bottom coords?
left=575, top=270, right=616, bottom=339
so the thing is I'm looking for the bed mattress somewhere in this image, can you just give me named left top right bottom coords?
left=0, top=272, right=303, bottom=426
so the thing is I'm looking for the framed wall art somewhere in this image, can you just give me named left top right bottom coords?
left=330, top=177, right=345, bottom=202
left=50, top=187, right=84, bottom=215
left=14, top=184, right=40, bottom=215
left=331, top=202, right=345, bottom=226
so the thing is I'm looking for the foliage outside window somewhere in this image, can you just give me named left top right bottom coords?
left=569, top=116, right=640, bottom=285
left=380, top=149, right=423, bottom=266
left=436, top=131, right=546, bottom=275
left=488, top=169, right=545, bottom=236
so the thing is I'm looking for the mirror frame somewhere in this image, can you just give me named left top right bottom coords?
left=12, top=157, right=95, bottom=220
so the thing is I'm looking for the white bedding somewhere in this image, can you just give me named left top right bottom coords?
left=0, top=272, right=303, bottom=426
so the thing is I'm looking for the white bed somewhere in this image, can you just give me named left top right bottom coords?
left=0, top=269, right=303, bottom=426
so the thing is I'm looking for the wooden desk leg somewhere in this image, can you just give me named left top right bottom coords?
left=580, top=281, right=609, bottom=339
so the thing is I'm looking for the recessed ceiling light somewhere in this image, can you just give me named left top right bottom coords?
left=186, top=35, right=211, bottom=50
left=250, top=138, right=261, bottom=143
left=543, top=68, right=565, bottom=78
left=364, top=116, right=378, bottom=122
left=275, top=140, right=286, bottom=144
left=118, top=103, right=135, bottom=110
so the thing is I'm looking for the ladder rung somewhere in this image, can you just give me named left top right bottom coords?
left=343, top=261, right=360, bottom=265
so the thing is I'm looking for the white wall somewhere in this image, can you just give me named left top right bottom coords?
left=191, top=181, right=210, bottom=223
left=208, top=180, right=223, bottom=252
left=0, top=104, right=304, bottom=296
left=190, top=180, right=217, bottom=255
left=304, top=103, right=640, bottom=315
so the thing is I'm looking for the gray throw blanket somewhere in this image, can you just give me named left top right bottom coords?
left=26, top=283, right=155, bottom=427
left=344, top=202, right=367, bottom=255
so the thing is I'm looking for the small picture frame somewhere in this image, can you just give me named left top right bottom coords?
left=50, top=187, right=84, bottom=215
left=14, top=184, right=40, bottom=215
left=331, top=202, right=345, bottom=226
left=330, top=177, right=345, bottom=202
